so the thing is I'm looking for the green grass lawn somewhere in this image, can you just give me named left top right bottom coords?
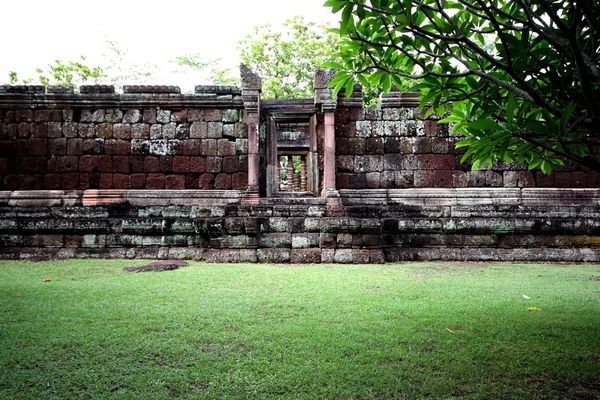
left=1, top=260, right=599, bottom=399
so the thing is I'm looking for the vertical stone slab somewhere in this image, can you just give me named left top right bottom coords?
left=315, top=69, right=343, bottom=215
left=240, top=64, right=262, bottom=205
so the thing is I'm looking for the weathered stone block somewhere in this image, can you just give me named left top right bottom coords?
left=217, top=139, right=236, bottom=156
left=292, top=233, right=319, bottom=248
left=257, top=248, right=290, bottom=263
left=290, top=248, right=321, bottom=263
left=207, top=122, right=222, bottom=139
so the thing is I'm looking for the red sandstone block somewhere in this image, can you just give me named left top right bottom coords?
left=130, top=156, right=144, bottom=172
left=199, top=173, right=215, bottom=189
left=183, top=140, right=200, bottom=155
left=104, top=139, right=116, bottom=155
left=554, top=172, right=572, bottom=187
left=66, top=138, right=83, bottom=155
left=18, top=174, right=35, bottom=189
left=99, top=173, right=113, bottom=189
left=185, top=174, right=199, bottom=188
left=17, top=157, right=36, bottom=173
left=535, top=171, right=554, bottom=187
left=159, top=156, right=173, bottom=172
left=62, top=173, right=80, bottom=189
left=414, top=170, right=435, bottom=187
left=434, top=170, right=453, bottom=187
left=97, top=155, right=112, bottom=172
left=204, top=109, right=223, bottom=122
left=3, top=174, right=17, bottom=189
left=587, top=172, right=600, bottom=188
left=44, top=174, right=62, bottom=189
left=217, top=139, right=236, bottom=156
left=18, top=122, right=30, bottom=138
left=413, top=137, right=431, bottom=154
left=31, top=123, right=48, bottom=138
left=62, top=122, right=77, bottom=138
left=336, top=173, right=350, bottom=189
left=129, top=173, right=146, bottom=189
left=214, top=173, right=232, bottom=189
left=113, top=123, right=131, bottom=139
left=95, top=123, right=112, bottom=139
left=115, top=139, right=131, bottom=155
left=34, top=110, right=51, bottom=122
left=171, top=110, right=188, bottom=123
left=47, top=122, right=62, bottom=138
left=113, top=156, right=129, bottom=173
left=113, top=173, right=129, bottom=189
left=206, top=157, right=222, bottom=173
left=189, top=157, right=206, bottom=173
left=28, top=138, right=48, bottom=156
left=46, top=157, right=61, bottom=173
left=165, top=174, right=186, bottom=189
left=172, top=156, right=191, bottom=173
left=35, top=157, right=48, bottom=173
left=79, top=173, right=91, bottom=189
left=146, top=173, right=165, bottom=189
left=48, top=138, right=67, bottom=155
left=452, top=171, right=467, bottom=188
left=572, top=171, right=586, bottom=187
left=79, top=155, right=97, bottom=172
left=144, top=156, right=160, bottom=172
left=222, top=156, right=239, bottom=173
left=518, top=171, right=535, bottom=187
left=61, top=156, right=79, bottom=172
left=231, top=172, right=248, bottom=190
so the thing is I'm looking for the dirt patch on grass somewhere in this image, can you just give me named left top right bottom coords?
left=123, top=260, right=188, bottom=273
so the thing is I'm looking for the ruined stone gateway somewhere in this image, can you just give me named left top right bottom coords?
left=1, top=68, right=599, bottom=262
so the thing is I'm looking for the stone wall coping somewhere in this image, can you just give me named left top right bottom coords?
left=1, top=190, right=246, bottom=207
left=0, top=92, right=243, bottom=109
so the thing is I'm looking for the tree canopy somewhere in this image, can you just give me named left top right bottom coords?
left=238, top=16, right=340, bottom=99
left=325, top=0, right=600, bottom=173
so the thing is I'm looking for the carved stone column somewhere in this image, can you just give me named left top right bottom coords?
left=240, top=64, right=262, bottom=205
left=314, top=69, right=343, bottom=214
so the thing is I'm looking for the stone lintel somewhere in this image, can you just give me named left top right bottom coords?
left=379, top=91, right=420, bottom=108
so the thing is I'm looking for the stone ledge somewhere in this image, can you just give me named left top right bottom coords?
left=340, top=188, right=600, bottom=206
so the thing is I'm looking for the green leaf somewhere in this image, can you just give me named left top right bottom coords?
left=467, top=118, right=503, bottom=131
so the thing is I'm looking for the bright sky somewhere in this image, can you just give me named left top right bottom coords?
left=1, top=0, right=338, bottom=89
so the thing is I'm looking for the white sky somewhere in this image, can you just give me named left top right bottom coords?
left=0, top=0, right=338, bottom=89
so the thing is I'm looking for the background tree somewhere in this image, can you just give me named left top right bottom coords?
left=8, top=55, right=107, bottom=87
left=238, top=15, right=341, bottom=99
left=325, top=0, right=600, bottom=173
left=7, top=40, right=156, bottom=91
left=171, top=54, right=239, bottom=87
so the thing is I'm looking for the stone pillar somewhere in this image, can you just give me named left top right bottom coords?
left=314, top=69, right=343, bottom=214
left=240, top=64, right=262, bottom=205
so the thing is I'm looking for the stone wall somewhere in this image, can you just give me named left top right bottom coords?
left=1, top=189, right=598, bottom=262
left=0, top=70, right=599, bottom=263
left=335, top=90, right=600, bottom=190
left=0, top=85, right=248, bottom=191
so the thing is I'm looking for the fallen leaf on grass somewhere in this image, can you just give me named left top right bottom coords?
left=523, top=294, right=530, bottom=299
left=527, top=306, right=542, bottom=311
left=446, top=328, right=456, bottom=334
left=16, top=292, right=21, bottom=297
left=43, top=278, right=51, bottom=282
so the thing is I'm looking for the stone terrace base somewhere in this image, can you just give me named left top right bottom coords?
left=1, top=189, right=599, bottom=263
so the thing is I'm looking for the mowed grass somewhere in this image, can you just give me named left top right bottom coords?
left=1, top=260, right=599, bottom=399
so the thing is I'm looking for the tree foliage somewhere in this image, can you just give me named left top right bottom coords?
left=171, top=54, right=239, bottom=86
left=238, top=16, right=341, bottom=99
left=8, top=56, right=107, bottom=87
left=325, top=0, right=600, bottom=173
